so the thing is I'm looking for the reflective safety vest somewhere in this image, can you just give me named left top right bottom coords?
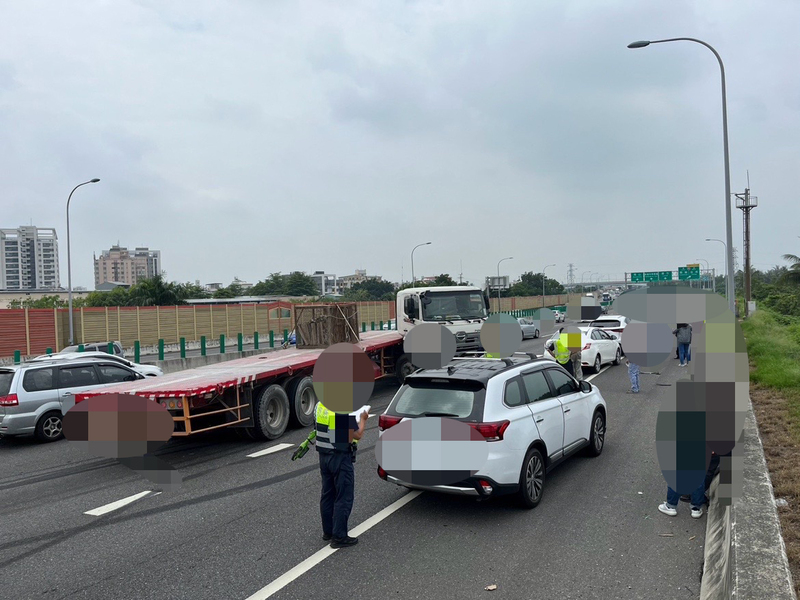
left=315, top=402, right=352, bottom=453
left=554, top=336, right=571, bottom=365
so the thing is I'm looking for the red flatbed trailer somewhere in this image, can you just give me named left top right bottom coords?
left=74, top=331, right=406, bottom=440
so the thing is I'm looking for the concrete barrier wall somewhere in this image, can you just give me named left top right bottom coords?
left=700, top=400, right=797, bottom=600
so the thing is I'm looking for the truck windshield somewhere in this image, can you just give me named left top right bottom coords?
left=421, top=290, right=487, bottom=321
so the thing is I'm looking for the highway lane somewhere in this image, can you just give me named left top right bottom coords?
left=0, top=326, right=705, bottom=600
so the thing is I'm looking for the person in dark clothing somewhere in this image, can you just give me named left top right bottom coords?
left=315, top=402, right=369, bottom=548
left=673, top=323, right=693, bottom=366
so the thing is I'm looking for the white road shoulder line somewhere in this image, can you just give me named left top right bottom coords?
left=84, top=491, right=152, bottom=516
left=584, top=365, right=611, bottom=382
left=245, top=490, right=422, bottom=600
left=247, top=443, right=294, bottom=458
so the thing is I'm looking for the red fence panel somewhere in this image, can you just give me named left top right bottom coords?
left=0, top=310, right=28, bottom=357
left=27, top=309, right=57, bottom=356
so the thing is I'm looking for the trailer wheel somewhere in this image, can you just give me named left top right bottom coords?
left=395, top=354, right=416, bottom=385
left=253, top=384, right=290, bottom=440
left=286, top=376, right=316, bottom=428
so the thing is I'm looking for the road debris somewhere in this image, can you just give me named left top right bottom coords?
left=775, top=498, right=789, bottom=508
left=689, top=536, right=696, bottom=541
left=659, top=533, right=674, bottom=537
left=485, top=584, right=498, bottom=591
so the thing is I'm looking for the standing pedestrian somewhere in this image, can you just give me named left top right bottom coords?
left=315, top=401, right=369, bottom=548
left=625, top=358, right=640, bottom=394
left=673, top=323, right=693, bottom=367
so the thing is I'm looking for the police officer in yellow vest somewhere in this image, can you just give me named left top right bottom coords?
left=315, top=401, right=369, bottom=548
left=548, top=327, right=578, bottom=377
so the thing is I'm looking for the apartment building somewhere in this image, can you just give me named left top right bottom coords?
left=0, top=226, right=60, bottom=290
left=94, top=245, right=162, bottom=287
left=310, top=271, right=338, bottom=295
left=337, top=269, right=382, bottom=290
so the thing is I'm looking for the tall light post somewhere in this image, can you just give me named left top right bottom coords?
left=496, top=257, right=513, bottom=311
left=706, top=239, right=727, bottom=298
left=628, top=38, right=734, bottom=314
left=581, top=271, right=591, bottom=290
left=66, top=178, right=101, bottom=345
left=695, top=258, right=712, bottom=291
left=591, top=272, right=599, bottom=292
left=410, top=242, right=431, bottom=287
left=542, top=264, right=556, bottom=300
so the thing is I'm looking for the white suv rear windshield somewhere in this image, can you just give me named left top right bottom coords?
left=393, top=379, right=484, bottom=419
left=590, top=320, right=621, bottom=328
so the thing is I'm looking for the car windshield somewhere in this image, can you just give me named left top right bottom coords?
left=421, top=290, right=487, bottom=321
left=590, top=320, right=621, bottom=328
left=392, top=378, right=484, bottom=419
left=0, top=370, right=14, bottom=396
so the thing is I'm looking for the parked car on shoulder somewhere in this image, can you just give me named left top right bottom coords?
left=0, top=359, right=145, bottom=442
left=542, top=327, right=622, bottom=373
left=29, top=352, right=163, bottom=377
left=377, top=355, right=607, bottom=508
left=59, top=341, right=125, bottom=358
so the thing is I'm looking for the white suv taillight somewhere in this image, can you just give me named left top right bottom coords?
left=582, top=343, right=591, bottom=350
left=0, top=394, right=19, bottom=406
left=478, top=480, right=493, bottom=494
left=469, top=420, right=510, bottom=441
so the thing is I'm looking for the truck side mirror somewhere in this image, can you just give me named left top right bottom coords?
left=404, top=297, right=418, bottom=320
left=483, top=292, right=490, bottom=311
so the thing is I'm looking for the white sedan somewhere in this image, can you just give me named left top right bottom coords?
left=517, top=317, right=540, bottom=339
left=29, top=351, right=164, bottom=377
left=542, top=327, right=622, bottom=373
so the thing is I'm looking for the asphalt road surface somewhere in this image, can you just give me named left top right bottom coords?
left=0, top=327, right=706, bottom=600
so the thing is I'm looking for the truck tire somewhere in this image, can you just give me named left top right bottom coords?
left=395, top=354, right=416, bottom=385
left=286, top=376, right=316, bottom=428
left=252, top=384, right=290, bottom=440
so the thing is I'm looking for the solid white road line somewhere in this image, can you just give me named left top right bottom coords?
left=584, top=365, right=611, bottom=382
left=244, top=490, right=422, bottom=600
left=247, top=443, right=295, bottom=458
left=84, top=491, right=153, bottom=516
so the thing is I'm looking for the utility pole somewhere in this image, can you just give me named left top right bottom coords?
left=459, top=260, right=463, bottom=285
left=735, top=176, right=758, bottom=316
left=567, top=263, right=575, bottom=288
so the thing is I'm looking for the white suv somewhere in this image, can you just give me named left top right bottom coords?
left=377, top=356, right=607, bottom=508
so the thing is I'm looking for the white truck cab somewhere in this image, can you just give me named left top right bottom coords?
left=396, top=286, right=489, bottom=354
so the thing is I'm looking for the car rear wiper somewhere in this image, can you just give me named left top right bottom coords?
left=420, top=411, right=460, bottom=417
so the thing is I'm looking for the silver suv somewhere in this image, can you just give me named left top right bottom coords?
left=0, top=359, right=144, bottom=442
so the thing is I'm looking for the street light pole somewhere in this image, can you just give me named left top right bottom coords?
left=542, top=264, right=556, bottom=300
left=410, top=242, right=431, bottom=287
left=591, top=273, right=599, bottom=292
left=628, top=37, right=735, bottom=314
left=695, top=258, right=711, bottom=290
left=581, top=271, right=591, bottom=291
left=706, top=239, right=727, bottom=297
left=496, top=257, right=513, bottom=312
left=66, top=178, right=100, bottom=346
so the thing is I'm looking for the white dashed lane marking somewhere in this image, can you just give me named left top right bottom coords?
left=246, top=443, right=295, bottom=459
left=84, top=491, right=153, bottom=516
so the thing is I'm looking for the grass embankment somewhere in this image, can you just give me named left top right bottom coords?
left=741, top=308, right=800, bottom=595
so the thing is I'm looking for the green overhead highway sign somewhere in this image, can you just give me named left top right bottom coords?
left=645, top=272, right=659, bottom=282
left=659, top=271, right=673, bottom=281
left=631, top=272, right=644, bottom=282
left=678, top=266, right=701, bottom=281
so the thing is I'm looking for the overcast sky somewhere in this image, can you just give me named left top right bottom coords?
left=2, top=0, right=798, bottom=289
